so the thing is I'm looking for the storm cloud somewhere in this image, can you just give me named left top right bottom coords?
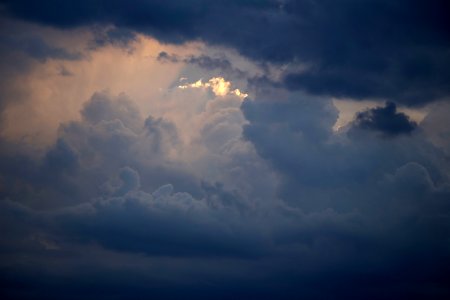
left=1, top=1, right=450, bottom=299
left=2, top=0, right=450, bottom=105
left=350, top=101, right=417, bottom=136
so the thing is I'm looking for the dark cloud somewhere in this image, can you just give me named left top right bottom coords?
left=1, top=2, right=450, bottom=298
left=241, top=90, right=448, bottom=211
left=421, top=101, right=450, bottom=155
left=157, top=52, right=233, bottom=71
left=0, top=91, right=200, bottom=208
left=157, top=51, right=180, bottom=63
left=0, top=36, right=84, bottom=62
left=89, top=26, right=138, bottom=50
left=1, top=161, right=450, bottom=299
left=43, top=138, right=79, bottom=173
left=2, top=0, right=450, bottom=105
left=350, top=101, right=417, bottom=137
left=58, top=65, right=74, bottom=76
left=3, top=88, right=447, bottom=299
left=42, top=169, right=267, bottom=259
left=157, top=51, right=247, bottom=78
left=80, top=91, right=142, bottom=131
left=19, top=37, right=83, bottom=62
left=0, top=31, right=82, bottom=115
left=238, top=92, right=450, bottom=299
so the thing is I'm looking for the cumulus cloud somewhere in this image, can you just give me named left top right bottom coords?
left=1, top=82, right=449, bottom=298
left=239, top=91, right=449, bottom=297
left=350, top=101, right=418, bottom=137
left=0, top=91, right=198, bottom=208
left=0, top=25, right=192, bottom=147
left=38, top=167, right=266, bottom=259
left=242, top=88, right=449, bottom=213
left=1, top=2, right=450, bottom=299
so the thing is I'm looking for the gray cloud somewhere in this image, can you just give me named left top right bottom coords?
left=0, top=91, right=200, bottom=209
left=1, top=2, right=450, bottom=296
left=0, top=35, right=83, bottom=63
left=242, top=90, right=449, bottom=214
left=0, top=87, right=449, bottom=298
left=88, top=26, right=138, bottom=50
left=157, top=51, right=247, bottom=79
left=350, top=101, right=418, bottom=137
left=2, top=0, right=450, bottom=105
left=17, top=37, right=83, bottom=62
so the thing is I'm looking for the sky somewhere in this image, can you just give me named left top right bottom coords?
left=0, top=1, right=449, bottom=299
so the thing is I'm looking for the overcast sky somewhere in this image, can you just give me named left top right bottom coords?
left=0, top=1, right=450, bottom=299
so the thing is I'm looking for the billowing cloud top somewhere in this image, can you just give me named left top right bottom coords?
left=0, top=1, right=450, bottom=300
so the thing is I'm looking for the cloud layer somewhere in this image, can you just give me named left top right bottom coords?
left=1, top=85, right=449, bottom=298
left=2, top=0, right=450, bottom=105
left=1, top=2, right=450, bottom=299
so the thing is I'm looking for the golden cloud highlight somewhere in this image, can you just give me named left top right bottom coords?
left=178, top=77, right=248, bottom=99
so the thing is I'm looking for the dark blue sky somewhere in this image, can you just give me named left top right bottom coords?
left=0, top=1, right=449, bottom=299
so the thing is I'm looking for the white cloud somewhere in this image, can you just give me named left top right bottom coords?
left=178, top=77, right=248, bottom=99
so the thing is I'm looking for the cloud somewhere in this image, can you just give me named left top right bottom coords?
left=350, top=101, right=417, bottom=137
left=177, top=77, right=248, bottom=98
left=2, top=0, right=450, bottom=105
left=0, top=28, right=191, bottom=146
left=58, top=65, right=74, bottom=76
left=0, top=83, right=274, bottom=207
left=1, top=158, right=449, bottom=298
left=0, top=91, right=202, bottom=208
left=16, top=36, right=83, bottom=62
left=0, top=26, right=85, bottom=119
left=241, top=89, right=449, bottom=212
left=1, top=5, right=450, bottom=298
left=421, top=101, right=450, bottom=156
left=238, top=89, right=450, bottom=297
left=157, top=51, right=247, bottom=78
left=41, top=167, right=267, bottom=259
left=157, top=51, right=180, bottom=63
left=0, top=34, right=83, bottom=64
left=89, top=26, right=138, bottom=50
left=2, top=84, right=447, bottom=298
